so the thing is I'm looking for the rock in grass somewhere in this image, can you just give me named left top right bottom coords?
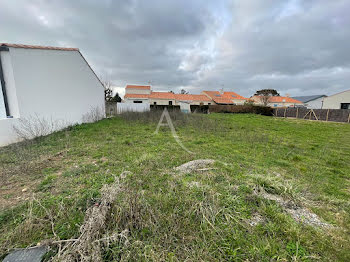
left=3, top=246, right=47, bottom=262
left=175, top=159, right=215, bottom=174
left=255, top=188, right=332, bottom=228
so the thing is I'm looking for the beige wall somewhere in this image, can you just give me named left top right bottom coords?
left=177, top=101, right=212, bottom=105
left=322, top=90, right=350, bottom=109
left=124, top=98, right=149, bottom=103
left=232, top=99, right=246, bottom=105
left=125, top=88, right=151, bottom=95
left=150, top=98, right=175, bottom=105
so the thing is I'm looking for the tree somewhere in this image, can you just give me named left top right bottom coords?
left=180, top=89, right=189, bottom=94
left=103, top=80, right=113, bottom=102
left=254, top=89, right=280, bottom=106
left=110, top=93, right=122, bottom=103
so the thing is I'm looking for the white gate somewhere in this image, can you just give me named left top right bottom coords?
left=116, top=102, right=150, bottom=114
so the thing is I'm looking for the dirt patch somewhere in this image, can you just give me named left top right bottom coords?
left=0, top=151, right=67, bottom=210
left=175, top=159, right=215, bottom=174
left=254, top=187, right=332, bottom=228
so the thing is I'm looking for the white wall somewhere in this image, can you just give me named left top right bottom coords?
left=124, top=98, right=149, bottom=103
left=306, top=97, right=324, bottom=109
left=117, top=102, right=150, bottom=114
left=0, top=47, right=104, bottom=146
left=322, top=90, right=350, bottom=109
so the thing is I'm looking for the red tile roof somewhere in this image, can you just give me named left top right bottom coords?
left=222, top=91, right=247, bottom=100
left=124, top=94, right=150, bottom=99
left=202, top=91, right=247, bottom=104
left=252, top=96, right=302, bottom=103
left=0, top=43, right=79, bottom=51
left=126, top=85, right=151, bottom=90
left=174, top=94, right=211, bottom=101
left=149, top=92, right=176, bottom=99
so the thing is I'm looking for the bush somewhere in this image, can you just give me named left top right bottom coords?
left=209, top=105, right=273, bottom=116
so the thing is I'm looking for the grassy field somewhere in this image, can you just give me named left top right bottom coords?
left=0, top=113, right=350, bottom=261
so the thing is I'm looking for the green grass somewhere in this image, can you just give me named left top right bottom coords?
left=0, top=113, right=350, bottom=261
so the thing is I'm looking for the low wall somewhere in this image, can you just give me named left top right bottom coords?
left=0, top=118, right=21, bottom=146
left=209, top=105, right=273, bottom=116
left=105, top=102, right=117, bottom=117
left=274, top=108, right=350, bottom=123
left=150, top=105, right=180, bottom=112
left=117, top=102, right=150, bottom=114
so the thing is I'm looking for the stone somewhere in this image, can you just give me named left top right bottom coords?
left=3, top=246, right=47, bottom=262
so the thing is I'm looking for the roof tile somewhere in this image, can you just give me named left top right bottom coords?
left=0, top=43, right=79, bottom=51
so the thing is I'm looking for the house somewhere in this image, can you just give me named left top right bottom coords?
left=201, top=91, right=247, bottom=105
left=251, top=95, right=303, bottom=108
left=0, top=43, right=105, bottom=146
left=291, top=95, right=327, bottom=109
left=122, top=85, right=249, bottom=113
left=322, top=89, right=350, bottom=109
left=123, top=85, right=212, bottom=106
left=124, top=85, right=151, bottom=104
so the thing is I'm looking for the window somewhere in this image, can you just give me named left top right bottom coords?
left=215, top=94, right=221, bottom=97
left=169, top=101, right=173, bottom=105
left=133, top=101, right=142, bottom=103
left=274, top=104, right=278, bottom=107
left=341, top=103, right=350, bottom=109
left=208, top=103, right=211, bottom=105
left=153, top=102, right=157, bottom=105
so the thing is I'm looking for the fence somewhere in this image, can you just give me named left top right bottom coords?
left=273, top=107, right=350, bottom=123
left=106, top=102, right=151, bottom=115
left=209, top=105, right=273, bottom=116
left=105, top=102, right=117, bottom=117
left=150, top=105, right=180, bottom=112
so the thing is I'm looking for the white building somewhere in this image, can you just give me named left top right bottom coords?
left=322, top=89, right=350, bottom=109
left=250, top=95, right=303, bottom=108
left=292, top=95, right=327, bottom=109
left=123, top=85, right=212, bottom=106
left=0, top=43, right=105, bottom=146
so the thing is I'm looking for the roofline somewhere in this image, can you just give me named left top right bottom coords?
left=77, top=51, right=104, bottom=89
left=325, top=89, right=350, bottom=98
left=125, top=85, right=151, bottom=89
left=1, top=43, right=103, bottom=90
left=292, top=95, right=327, bottom=103
left=0, top=43, right=79, bottom=51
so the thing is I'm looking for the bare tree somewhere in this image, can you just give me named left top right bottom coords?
left=254, top=89, right=280, bottom=106
left=103, top=80, right=114, bottom=102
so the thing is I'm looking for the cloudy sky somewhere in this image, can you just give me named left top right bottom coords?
left=1, top=0, right=350, bottom=97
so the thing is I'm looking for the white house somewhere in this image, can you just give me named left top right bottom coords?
left=123, top=85, right=212, bottom=106
left=322, top=89, right=350, bottom=109
left=0, top=43, right=105, bottom=146
left=250, top=95, right=303, bottom=108
left=292, top=95, right=327, bottom=109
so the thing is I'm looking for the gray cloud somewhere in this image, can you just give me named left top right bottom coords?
left=1, top=0, right=349, bottom=97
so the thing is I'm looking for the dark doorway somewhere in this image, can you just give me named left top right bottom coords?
left=341, top=103, right=350, bottom=109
